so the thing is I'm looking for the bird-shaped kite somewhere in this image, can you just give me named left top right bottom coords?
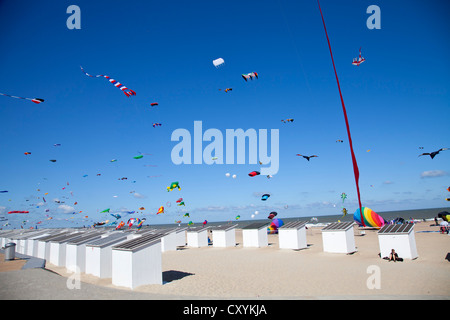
left=296, top=154, right=318, bottom=161
left=418, top=148, right=448, bottom=159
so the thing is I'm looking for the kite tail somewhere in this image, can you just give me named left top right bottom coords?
left=317, top=0, right=364, bottom=226
left=80, top=66, right=136, bottom=97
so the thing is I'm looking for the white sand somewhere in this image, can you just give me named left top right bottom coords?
left=45, top=223, right=449, bottom=299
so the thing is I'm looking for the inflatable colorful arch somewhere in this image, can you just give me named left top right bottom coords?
left=353, top=207, right=385, bottom=229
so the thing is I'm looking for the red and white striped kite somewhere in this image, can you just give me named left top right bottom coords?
left=0, top=92, right=44, bottom=104
left=352, top=47, right=366, bottom=66
left=80, top=66, right=136, bottom=97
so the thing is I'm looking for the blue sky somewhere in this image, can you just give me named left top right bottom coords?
left=0, top=0, right=449, bottom=229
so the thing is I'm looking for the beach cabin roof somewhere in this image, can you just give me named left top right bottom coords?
left=86, top=233, right=130, bottom=248
left=66, top=231, right=104, bottom=245
left=279, top=221, right=307, bottom=230
left=186, top=226, right=209, bottom=233
left=112, top=233, right=163, bottom=252
left=241, top=222, right=269, bottom=230
left=322, top=221, right=354, bottom=232
left=36, top=230, right=75, bottom=242
left=209, top=224, right=238, bottom=231
left=378, top=223, right=414, bottom=235
left=49, top=232, right=89, bottom=244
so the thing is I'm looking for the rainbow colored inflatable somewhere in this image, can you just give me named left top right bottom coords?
left=353, top=207, right=386, bottom=229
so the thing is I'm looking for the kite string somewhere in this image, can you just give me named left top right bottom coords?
left=317, top=0, right=364, bottom=226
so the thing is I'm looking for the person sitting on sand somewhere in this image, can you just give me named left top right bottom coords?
left=388, top=249, right=399, bottom=262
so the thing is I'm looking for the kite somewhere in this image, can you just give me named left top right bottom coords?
left=261, top=194, right=270, bottom=201
left=0, top=92, right=44, bottom=104
left=341, top=193, right=347, bottom=203
left=236, top=215, right=241, bottom=220
left=24, top=152, right=31, bottom=155
left=213, top=58, right=225, bottom=68
left=353, top=207, right=386, bottom=229
left=318, top=0, right=364, bottom=226
left=248, top=171, right=260, bottom=177
left=167, top=181, right=181, bottom=191
left=49, top=160, right=57, bottom=162
left=136, top=218, right=145, bottom=230
left=139, top=207, right=145, bottom=210
left=150, top=102, right=159, bottom=106
left=188, top=221, right=194, bottom=226
left=281, top=119, right=294, bottom=123
left=219, top=88, right=232, bottom=93
left=296, top=154, right=318, bottom=161
left=183, top=213, right=190, bottom=218
left=115, top=221, right=125, bottom=230
left=133, top=155, right=144, bottom=159
left=100, top=208, right=110, bottom=213
left=80, top=66, right=136, bottom=97
left=267, top=218, right=284, bottom=234
left=53, top=144, right=61, bottom=147
left=153, top=123, right=162, bottom=128
left=176, top=198, right=183, bottom=203
left=0, top=191, right=8, bottom=193
left=110, top=159, right=117, bottom=162
left=438, top=211, right=450, bottom=222
left=336, top=140, right=344, bottom=143
left=177, top=201, right=185, bottom=206
left=445, top=198, right=450, bottom=201
left=418, top=148, right=448, bottom=159
left=352, top=47, right=366, bottom=66
left=341, top=207, right=348, bottom=217
left=447, top=187, right=450, bottom=192
left=156, top=206, right=164, bottom=214
left=242, top=72, right=258, bottom=81
left=268, top=212, right=277, bottom=219
left=8, top=211, right=29, bottom=214
left=110, top=213, right=121, bottom=219
left=202, top=220, right=208, bottom=226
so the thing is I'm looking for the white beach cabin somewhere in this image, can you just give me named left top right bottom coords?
left=186, top=226, right=209, bottom=248
left=278, top=221, right=308, bottom=250
left=211, top=224, right=237, bottom=248
left=242, top=222, right=269, bottom=248
left=48, top=231, right=88, bottom=267
left=26, top=230, right=57, bottom=256
left=321, top=222, right=356, bottom=254
left=85, top=232, right=131, bottom=278
left=65, top=231, right=104, bottom=273
left=36, top=230, right=75, bottom=260
left=157, top=228, right=178, bottom=252
left=175, top=227, right=187, bottom=247
left=378, top=223, right=418, bottom=260
left=111, top=233, right=163, bottom=289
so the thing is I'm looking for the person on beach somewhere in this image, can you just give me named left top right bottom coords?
left=389, top=249, right=399, bottom=262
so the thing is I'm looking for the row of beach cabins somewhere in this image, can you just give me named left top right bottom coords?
left=0, top=221, right=418, bottom=289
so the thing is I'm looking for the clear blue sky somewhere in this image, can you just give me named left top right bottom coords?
left=1, top=0, right=449, bottom=229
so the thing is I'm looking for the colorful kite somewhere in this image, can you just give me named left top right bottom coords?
left=248, top=171, right=260, bottom=177
left=0, top=92, right=44, bottom=104
left=183, top=213, right=190, bottom=218
left=268, top=212, right=277, bottom=219
left=115, top=221, right=125, bottom=230
left=24, top=152, right=31, bottom=155
left=352, top=47, right=366, bottom=66
left=202, top=220, right=208, bottom=226
left=267, top=218, right=284, bottom=234
left=167, top=181, right=181, bottom=192
left=261, top=194, right=270, bottom=201
left=236, top=215, right=241, bottom=220
left=341, top=193, right=347, bottom=203
left=100, top=208, right=110, bottom=213
left=296, top=154, right=318, bottom=161
left=133, top=155, right=144, bottom=159
left=281, top=119, right=294, bottom=123
left=150, top=102, right=158, bottom=106
left=156, top=206, right=164, bottom=214
left=176, top=198, right=183, bottom=203
left=177, top=201, right=185, bottom=206
left=353, top=207, right=386, bottom=229
left=153, top=123, right=162, bottom=128
left=8, top=211, right=29, bottom=214
left=242, top=72, right=258, bottom=81
left=418, top=148, right=448, bottom=159
left=80, top=66, right=136, bottom=97
left=219, top=88, right=232, bottom=93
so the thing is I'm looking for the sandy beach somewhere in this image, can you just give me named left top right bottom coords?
left=1, top=221, right=448, bottom=300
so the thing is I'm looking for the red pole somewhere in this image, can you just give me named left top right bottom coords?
left=317, top=0, right=365, bottom=226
